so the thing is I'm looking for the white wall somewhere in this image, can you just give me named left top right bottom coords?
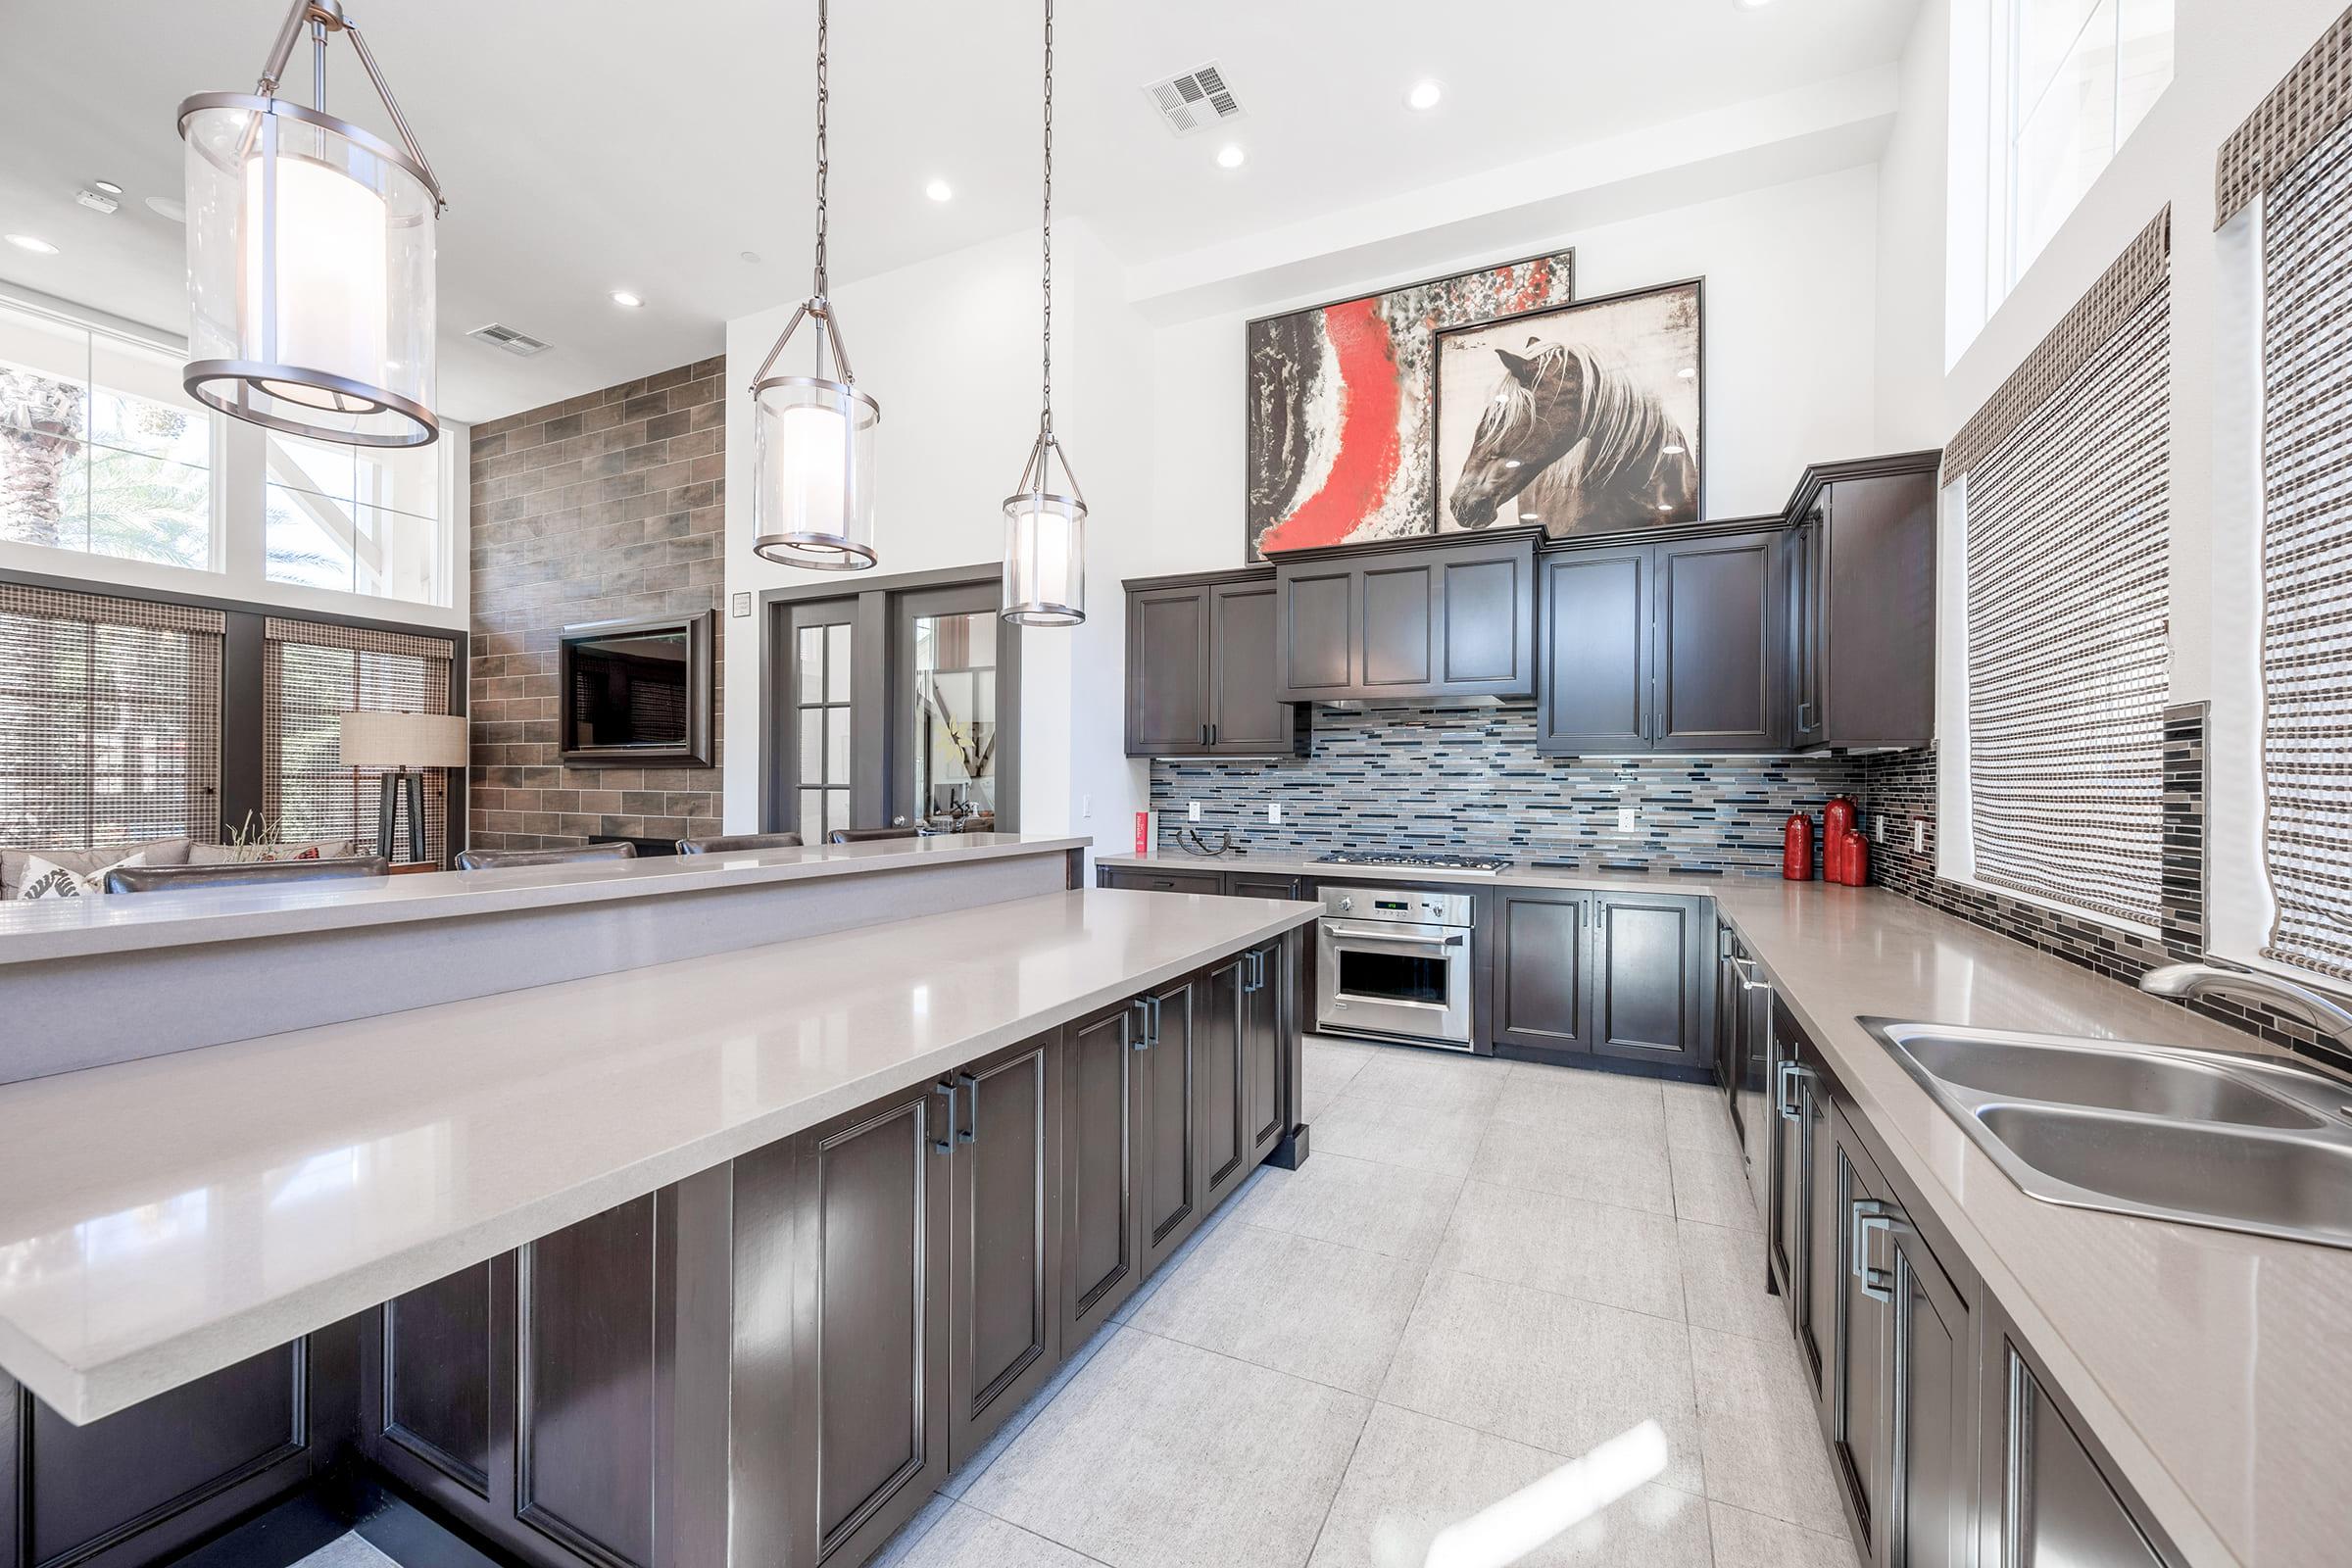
left=720, top=220, right=1152, bottom=848
left=1139, top=165, right=1890, bottom=581
left=1874, top=0, right=1950, bottom=453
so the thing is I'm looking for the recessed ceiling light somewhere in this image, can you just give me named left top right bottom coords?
left=1216, top=144, right=1246, bottom=170
left=145, top=195, right=185, bottom=223
left=5, top=234, right=59, bottom=255
left=1736, top=0, right=1774, bottom=8
left=610, top=290, right=645, bottom=309
left=924, top=178, right=954, bottom=203
left=91, top=179, right=124, bottom=196
left=1406, top=80, right=1443, bottom=111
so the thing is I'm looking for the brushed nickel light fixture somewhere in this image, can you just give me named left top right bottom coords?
left=750, top=0, right=880, bottom=570
left=1001, top=0, right=1086, bottom=627
left=177, top=0, right=445, bottom=447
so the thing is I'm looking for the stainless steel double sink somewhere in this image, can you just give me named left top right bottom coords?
left=1862, top=1019, right=2352, bottom=1250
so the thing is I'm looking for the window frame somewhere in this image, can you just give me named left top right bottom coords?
left=0, top=288, right=466, bottom=629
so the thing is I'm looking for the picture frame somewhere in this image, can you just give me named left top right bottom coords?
left=1432, top=277, right=1703, bottom=540
left=1244, top=247, right=1576, bottom=561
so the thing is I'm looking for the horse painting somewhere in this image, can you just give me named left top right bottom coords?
left=1435, top=281, right=1702, bottom=539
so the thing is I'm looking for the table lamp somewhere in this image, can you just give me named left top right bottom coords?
left=339, top=710, right=468, bottom=865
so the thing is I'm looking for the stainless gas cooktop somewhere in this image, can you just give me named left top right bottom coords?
left=1312, top=851, right=1513, bottom=874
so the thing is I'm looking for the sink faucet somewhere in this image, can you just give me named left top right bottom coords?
left=2139, top=959, right=2352, bottom=1052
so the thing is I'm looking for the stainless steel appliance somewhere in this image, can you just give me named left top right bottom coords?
left=1316, top=886, right=1477, bottom=1050
left=1314, top=851, right=1512, bottom=874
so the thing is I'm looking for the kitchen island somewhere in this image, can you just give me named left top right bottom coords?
left=0, top=871, right=1317, bottom=1568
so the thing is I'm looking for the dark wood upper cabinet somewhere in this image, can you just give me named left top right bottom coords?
left=1784, top=453, right=1939, bottom=752
left=1125, top=570, right=1308, bottom=757
left=1653, top=530, right=1785, bottom=753
left=1274, top=530, right=1539, bottom=704
left=1125, top=583, right=1210, bottom=756
left=1538, top=549, right=1650, bottom=754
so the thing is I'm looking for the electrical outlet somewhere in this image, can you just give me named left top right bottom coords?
left=1268, top=803, right=1283, bottom=824
left=1616, top=806, right=1637, bottom=832
left=1081, top=794, right=1092, bottom=819
left=1188, top=801, right=1201, bottom=822
left=1913, top=819, right=1927, bottom=853
left=1875, top=813, right=1886, bottom=842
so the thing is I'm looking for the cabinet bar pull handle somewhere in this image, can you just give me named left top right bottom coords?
left=1148, top=994, right=1162, bottom=1046
left=1797, top=701, right=1816, bottom=731
left=1131, top=999, right=1152, bottom=1051
left=957, top=1071, right=979, bottom=1144
left=1732, top=956, right=1772, bottom=994
left=1850, top=1199, right=1898, bottom=1302
left=932, top=1081, right=957, bottom=1152
left=1776, top=1060, right=1810, bottom=1120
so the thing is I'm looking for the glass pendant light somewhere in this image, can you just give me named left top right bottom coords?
left=751, top=0, right=880, bottom=571
left=1001, top=0, right=1086, bottom=627
left=178, top=0, right=444, bottom=447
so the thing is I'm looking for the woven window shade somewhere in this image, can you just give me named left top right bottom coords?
left=0, top=583, right=224, bottom=851
left=262, top=619, right=457, bottom=865
left=2217, top=5, right=2352, bottom=226
left=1963, top=279, right=2172, bottom=930
left=2261, top=112, right=2352, bottom=980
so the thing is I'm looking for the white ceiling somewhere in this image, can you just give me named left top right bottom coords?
left=0, top=0, right=1922, bottom=424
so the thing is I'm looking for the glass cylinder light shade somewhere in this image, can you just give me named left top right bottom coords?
left=753, top=374, right=880, bottom=569
left=1002, top=489, right=1086, bottom=626
left=180, top=97, right=438, bottom=446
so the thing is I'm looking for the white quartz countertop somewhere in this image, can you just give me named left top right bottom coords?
left=0, top=887, right=1315, bottom=1425
left=0, top=833, right=1087, bottom=963
left=1713, top=882, right=2352, bottom=1568
left=1097, top=850, right=1770, bottom=895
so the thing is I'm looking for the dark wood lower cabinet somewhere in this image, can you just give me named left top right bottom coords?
left=1984, top=1328, right=2170, bottom=1568
left=796, top=1083, right=952, bottom=1568
left=8, top=940, right=1301, bottom=1568
left=1589, top=893, right=1705, bottom=1066
left=1136, top=978, right=1201, bottom=1272
left=1492, top=888, right=1590, bottom=1053
left=946, top=1033, right=1063, bottom=1466
left=1099, top=867, right=1223, bottom=896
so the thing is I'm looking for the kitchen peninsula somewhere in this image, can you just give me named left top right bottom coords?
left=0, top=839, right=1317, bottom=1568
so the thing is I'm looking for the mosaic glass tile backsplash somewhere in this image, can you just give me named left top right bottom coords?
left=1148, top=704, right=1875, bottom=875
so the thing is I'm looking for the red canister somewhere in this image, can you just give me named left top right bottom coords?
left=1823, top=797, right=1858, bottom=882
left=1840, top=829, right=1870, bottom=887
left=1783, top=812, right=1815, bottom=881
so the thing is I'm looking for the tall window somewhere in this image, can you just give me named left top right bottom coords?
left=2257, top=109, right=2352, bottom=981
left=265, top=432, right=447, bottom=604
left=1952, top=214, right=2170, bottom=929
left=263, top=619, right=457, bottom=865
left=0, top=582, right=223, bottom=853
left=0, top=299, right=216, bottom=570
left=1950, top=0, right=2175, bottom=353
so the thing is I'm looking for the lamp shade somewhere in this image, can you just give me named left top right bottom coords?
left=339, top=710, right=466, bottom=768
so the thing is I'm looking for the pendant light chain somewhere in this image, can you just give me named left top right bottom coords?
left=813, top=0, right=830, bottom=302
left=1040, top=0, right=1054, bottom=440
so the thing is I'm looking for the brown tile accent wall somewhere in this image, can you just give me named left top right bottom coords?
left=466, top=357, right=727, bottom=853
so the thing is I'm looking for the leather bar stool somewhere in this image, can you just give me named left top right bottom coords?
left=105, top=857, right=391, bottom=893
left=827, top=827, right=921, bottom=843
left=456, top=842, right=638, bottom=871
left=676, top=832, right=804, bottom=855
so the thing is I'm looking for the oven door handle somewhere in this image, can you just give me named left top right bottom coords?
left=1323, top=926, right=1465, bottom=948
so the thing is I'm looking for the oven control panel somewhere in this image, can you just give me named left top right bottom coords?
left=1319, top=886, right=1475, bottom=928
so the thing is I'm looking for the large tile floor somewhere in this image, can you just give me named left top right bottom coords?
left=294, top=1040, right=1857, bottom=1568
left=884, top=1038, right=1860, bottom=1568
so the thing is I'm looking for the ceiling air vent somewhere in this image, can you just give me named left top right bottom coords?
left=466, top=322, right=551, bottom=358
left=1142, top=62, right=1242, bottom=136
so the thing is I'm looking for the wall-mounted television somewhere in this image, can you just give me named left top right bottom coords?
left=558, top=610, right=714, bottom=766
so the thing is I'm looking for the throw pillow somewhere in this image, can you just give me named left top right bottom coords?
left=1, top=836, right=191, bottom=899
left=13, top=851, right=146, bottom=900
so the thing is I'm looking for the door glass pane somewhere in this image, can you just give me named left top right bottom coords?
left=800, top=709, right=822, bottom=785
left=800, top=788, right=821, bottom=834
left=798, top=626, right=822, bottom=702
left=908, top=610, right=999, bottom=831
left=824, top=788, right=847, bottom=841
left=826, top=706, right=852, bottom=785
left=825, top=622, right=852, bottom=701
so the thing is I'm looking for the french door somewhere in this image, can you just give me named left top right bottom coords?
left=767, top=572, right=1018, bottom=840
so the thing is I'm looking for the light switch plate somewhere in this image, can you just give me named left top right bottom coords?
left=1875, top=813, right=1886, bottom=842
left=730, top=591, right=752, bottom=617
left=1913, top=819, right=1927, bottom=853
left=1188, top=801, right=1201, bottom=822
left=1616, top=807, right=1637, bottom=832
